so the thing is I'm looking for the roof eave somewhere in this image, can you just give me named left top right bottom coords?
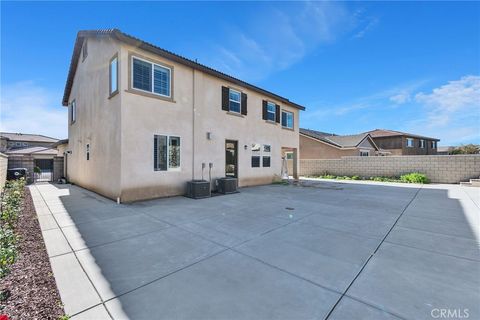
left=62, top=29, right=306, bottom=111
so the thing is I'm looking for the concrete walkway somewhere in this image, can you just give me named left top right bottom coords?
left=30, top=180, right=480, bottom=320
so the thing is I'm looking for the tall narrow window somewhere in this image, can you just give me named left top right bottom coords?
left=281, top=110, right=294, bottom=129
left=132, top=56, right=171, bottom=97
left=169, top=136, right=180, bottom=169
left=154, top=135, right=180, bottom=171
left=110, top=55, right=118, bottom=96
left=229, top=89, right=241, bottom=113
left=70, top=100, right=76, bottom=124
left=420, top=139, right=425, bottom=148
left=266, top=102, right=276, bottom=121
left=86, top=144, right=90, bottom=160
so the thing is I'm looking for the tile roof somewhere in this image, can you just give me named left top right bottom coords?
left=365, top=129, right=440, bottom=141
left=300, top=128, right=375, bottom=149
left=5, top=146, right=58, bottom=155
left=0, top=132, right=59, bottom=143
left=62, top=29, right=305, bottom=110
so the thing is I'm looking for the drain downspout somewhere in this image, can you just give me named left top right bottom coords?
left=192, top=68, right=196, bottom=180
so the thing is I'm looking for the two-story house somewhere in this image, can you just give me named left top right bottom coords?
left=0, top=132, right=59, bottom=152
left=365, top=129, right=440, bottom=155
left=300, top=128, right=379, bottom=159
left=62, top=29, right=304, bottom=202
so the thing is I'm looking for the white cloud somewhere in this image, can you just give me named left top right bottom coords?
left=205, top=2, right=356, bottom=81
left=0, top=81, right=67, bottom=139
left=415, top=75, right=480, bottom=127
left=390, top=92, right=411, bottom=104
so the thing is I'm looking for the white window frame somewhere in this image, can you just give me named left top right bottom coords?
left=15, top=142, right=21, bottom=147
left=131, top=56, right=172, bottom=98
left=22, top=142, right=28, bottom=147
left=266, top=102, right=276, bottom=121
left=70, top=100, right=76, bottom=124
left=359, top=150, right=370, bottom=156
left=406, top=138, right=414, bottom=148
left=154, top=134, right=181, bottom=172
left=228, top=88, right=241, bottom=113
left=281, top=110, right=294, bottom=129
left=420, top=139, right=425, bottom=148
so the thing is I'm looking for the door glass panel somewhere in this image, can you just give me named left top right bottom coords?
left=225, top=140, right=237, bottom=178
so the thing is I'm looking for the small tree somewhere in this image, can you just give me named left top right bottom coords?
left=450, top=144, right=480, bottom=154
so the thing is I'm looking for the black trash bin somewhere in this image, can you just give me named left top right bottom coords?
left=7, top=168, right=28, bottom=180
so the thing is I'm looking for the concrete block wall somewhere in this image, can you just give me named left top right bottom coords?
left=300, top=155, right=480, bottom=184
left=0, top=153, right=7, bottom=191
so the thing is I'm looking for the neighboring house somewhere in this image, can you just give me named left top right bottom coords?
left=365, top=129, right=440, bottom=155
left=300, top=128, right=379, bottom=159
left=61, top=29, right=304, bottom=202
left=6, top=146, right=64, bottom=183
left=437, top=146, right=454, bottom=155
left=0, top=132, right=59, bottom=152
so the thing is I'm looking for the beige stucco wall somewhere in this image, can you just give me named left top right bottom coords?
left=65, top=37, right=122, bottom=199
left=0, top=153, right=7, bottom=191
left=118, top=44, right=299, bottom=201
left=300, top=155, right=480, bottom=183
left=66, top=37, right=300, bottom=202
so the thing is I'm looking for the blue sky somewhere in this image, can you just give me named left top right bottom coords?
left=1, top=1, right=479, bottom=145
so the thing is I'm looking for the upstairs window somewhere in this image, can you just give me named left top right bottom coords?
left=109, top=55, right=118, bottom=96
left=360, top=150, right=369, bottom=156
left=431, top=141, right=437, bottom=148
left=420, top=139, right=425, bottom=148
left=406, top=138, right=414, bottom=148
left=70, top=100, right=76, bottom=124
left=132, top=57, right=171, bottom=97
left=281, top=110, right=294, bottom=129
left=154, top=135, right=181, bottom=171
left=229, top=89, right=241, bottom=113
left=266, top=102, right=276, bottom=121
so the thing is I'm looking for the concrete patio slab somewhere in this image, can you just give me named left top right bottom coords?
left=36, top=214, right=58, bottom=231
left=236, top=221, right=379, bottom=292
left=41, top=228, right=71, bottom=257
left=49, top=252, right=102, bottom=316
left=298, top=208, right=398, bottom=239
left=105, top=250, right=340, bottom=320
left=75, top=227, right=225, bottom=300
left=328, top=297, right=401, bottom=320
left=71, top=304, right=111, bottom=320
left=347, top=242, right=480, bottom=319
left=62, top=213, right=170, bottom=251
left=386, top=226, right=480, bottom=261
left=180, top=213, right=290, bottom=247
left=30, top=181, right=480, bottom=320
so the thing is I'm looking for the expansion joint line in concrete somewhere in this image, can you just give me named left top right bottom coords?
left=324, top=186, right=423, bottom=320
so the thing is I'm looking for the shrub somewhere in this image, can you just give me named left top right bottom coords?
left=321, top=175, right=336, bottom=179
left=0, top=227, right=17, bottom=277
left=400, top=172, right=429, bottom=184
left=0, top=177, right=25, bottom=277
